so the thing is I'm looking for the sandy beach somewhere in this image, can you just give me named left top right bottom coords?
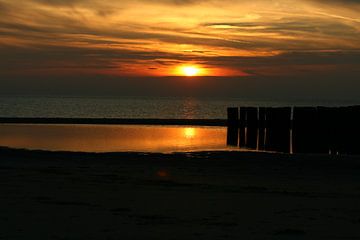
left=2, top=0, right=360, bottom=238
left=1, top=147, right=359, bottom=239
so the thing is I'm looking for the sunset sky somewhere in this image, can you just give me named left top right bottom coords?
left=0, top=0, right=359, bottom=99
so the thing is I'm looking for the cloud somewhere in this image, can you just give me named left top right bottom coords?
left=0, top=0, right=359, bottom=100
left=312, top=0, right=360, bottom=4
left=146, top=0, right=203, bottom=4
left=31, top=0, right=89, bottom=6
left=204, top=18, right=360, bottom=43
left=29, top=0, right=213, bottom=7
left=0, top=2, right=6, bottom=12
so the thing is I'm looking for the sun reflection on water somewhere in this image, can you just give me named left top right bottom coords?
left=184, top=128, right=196, bottom=139
left=0, top=124, right=227, bottom=152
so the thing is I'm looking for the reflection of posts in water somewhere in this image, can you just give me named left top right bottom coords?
left=227, top=108, right=239, bottom=146
left=265, top=107, right=291, bottom=153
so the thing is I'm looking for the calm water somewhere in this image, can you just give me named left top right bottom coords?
left=0, top=96, right=357, bottom=119
left=0, top=124, right=238, bottom=153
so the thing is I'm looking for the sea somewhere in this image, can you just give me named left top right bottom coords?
left=0, top=95, right=358, bottom=119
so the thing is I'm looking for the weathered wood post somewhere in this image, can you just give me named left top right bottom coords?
left=338, top=106, right=360, bottom=155
left=265, top=107, right=291, bottom=153
left=227, top=107, right=239, bottom=146
left=348, top=105, right=360, bottom=155
left=293, top=107, right=322, bottom=153
left=246, top=107, right=258, bottom=149
left=226, top=105, right=360, bottom=154
left=317, top=107, right=335, bottom=154
left=258, top=107, right=266, bottom=150
left=239, top=107, right=246, bottom=148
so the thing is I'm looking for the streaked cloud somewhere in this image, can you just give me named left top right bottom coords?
left=0, top=0, right=359, bottom=97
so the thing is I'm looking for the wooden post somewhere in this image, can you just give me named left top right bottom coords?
left=227, top=105, right=360, bottom=155
left=227, top=107, right=239, bottom=146
left=317, top=107, right=336, bottom=154
left=239, top=107, right=246, bottom=148
left=246, top=107, right=258, bottom=149
left=265, top=107, right=291, bottom=153
left=227, top=107, right=239, bottom=127
left=258, top=107, right=266, bottom=150
left=339, top=106, right=360, bottom=155
left=293, top=107, right=323, bottom=153
left=349, top=106, right=360, bottom=154
left=336, top=107, right=348, bottom=154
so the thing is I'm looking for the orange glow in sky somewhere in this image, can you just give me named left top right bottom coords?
left=182, top=66, right=199, bottom=76
left=0, top=0, right=359, bottom=81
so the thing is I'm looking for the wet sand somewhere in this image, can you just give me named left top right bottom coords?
left=1, top=147, right=360, bottom=239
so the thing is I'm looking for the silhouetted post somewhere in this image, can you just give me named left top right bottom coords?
left=246, top=107, right=258, bottom=149
left=317, top=107, right=336, bottom=154
left=239, top=107, right=246, bottom=148
left=338, top=106, right=360, bottom=154
left=227, top=107, right=239, bottom=146
left=227, top=107, right=239, bottom=127
left=335, top=107, right=349, bottom=154
left=258, top=107, right=266, bottom=150
left=293, top=107, right=323, bottom=153
left=265, top=107, right=291, bottom=153
left=349, top=106, right=360, bottom=154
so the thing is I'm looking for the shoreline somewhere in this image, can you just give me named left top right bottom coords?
left=0, top=117, right=227, bottom=126
left=1, top=145, right=359, bottom=161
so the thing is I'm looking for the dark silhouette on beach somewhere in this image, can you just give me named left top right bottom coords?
left=227, top=106, right=360, bottom=155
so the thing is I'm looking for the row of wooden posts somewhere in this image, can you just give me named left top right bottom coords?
left=227, top=106, right=360, bottom=154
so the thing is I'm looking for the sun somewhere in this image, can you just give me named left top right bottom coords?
left=174, top=64, right=205, bottom=76
left=182, top=66, right=199, bottom=77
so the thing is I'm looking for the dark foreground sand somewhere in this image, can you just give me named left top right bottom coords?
left=1, top=147, right=360, bottom=240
